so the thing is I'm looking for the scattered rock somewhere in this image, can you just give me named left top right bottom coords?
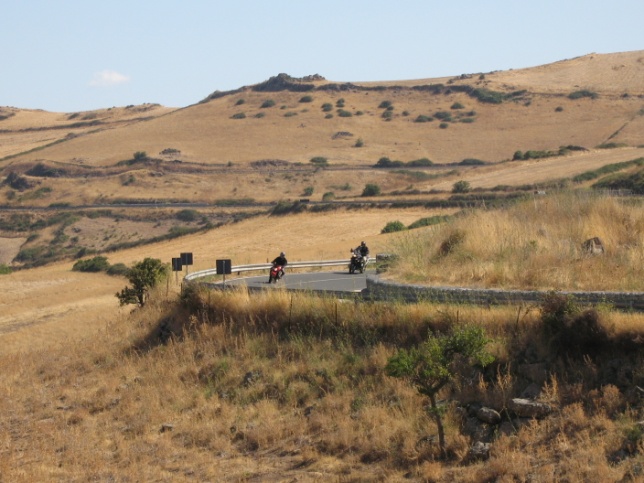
left=476, top=407, right=502, bottom=425
left=582, top=237, right=605, bottom=255
left=510, top=398, right=552, bottom=418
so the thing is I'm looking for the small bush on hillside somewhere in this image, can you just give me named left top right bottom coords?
left=407, top=158, right=433, bottom=167
left=254, top=112, right=265, bottom=118
left=235, top=98, right=245, bottom=105
left=116, top=258, right=168, bottom=307
left=336, top=98, right=345, bottom=108
left=459, top=158, right=486, bottom=165
left=310, top=156, right=328, bottom=167
left=322, top=191, right=335, bottom=201
left=434, top=111, right=452, bottom=121
left=337, top=109, right=352, bottom=117
left=375, top=157, right=404, bottom=168
left=381, top=221, right=407, bottom=234
left=321, top=103, right=333, bottom=112
left=0, top=264, right=12, bottom=275
left=597, top=142, right=628, bottom=149
left=270, top=200, right=308, bottom=216
left=299, top=95, right=313, bottom=103
left=470, top=88, right=506, bottom=104
left=381, top=110, right=393, bottom=120
left=354, top=138, right=364, bottom=148
left=106, top=263, right=129, bottom=277
left=175, top=209, right=200, bottom=222
left=415, top=115, right=433, bottom=123
left=362, top=184, right=381, bottom=197
left=378, top=100, right=392, bottom=109
left=302, top=186, right=314, bottom=196
left=408, top=215, right=450, bottom=229
left=260, top=99, right=276, bottom=108
left=451, top=102, right=464, bottom=109
left=231, top=112, right=246, bottom=119
left=452, top=180, right=471, bottom=193
left=568, top=90, right=598, bottom=100
left=284, top=111, right=297, bottom=117
left=73, top=256, right=110, bottom=273
left=439, top=122, right=449, bottom=129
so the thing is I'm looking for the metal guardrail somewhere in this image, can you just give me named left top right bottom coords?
left=184, top=259, right=350, bottom=282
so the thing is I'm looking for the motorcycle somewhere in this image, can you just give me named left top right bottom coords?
left=268, top=264, right=284, bottom=283
left=349, top=249, right=367, bottom=274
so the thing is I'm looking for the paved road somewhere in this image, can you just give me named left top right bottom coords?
left=223, top=271, right=368, bottom=292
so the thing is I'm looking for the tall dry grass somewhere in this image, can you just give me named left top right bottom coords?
left=2, top=284, right=643, bottom=481
left=390, top=191, right=644, bottom=291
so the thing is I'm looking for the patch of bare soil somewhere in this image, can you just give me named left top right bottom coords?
left=0, top=237, right=25, bottom=264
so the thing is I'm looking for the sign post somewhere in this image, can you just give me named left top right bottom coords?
left=216, top=259, right=232, bottom=286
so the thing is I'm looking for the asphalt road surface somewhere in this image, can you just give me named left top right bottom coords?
left=223, top=271, right=368, bottom=292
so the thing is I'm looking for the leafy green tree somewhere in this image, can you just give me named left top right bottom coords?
left=116, top=258, right=169, bottom=307
left=386, top=326, right=494, bottom=458
left=452, top=180, right=471, bottom=193
left=361, top=183, right=381, bottom=197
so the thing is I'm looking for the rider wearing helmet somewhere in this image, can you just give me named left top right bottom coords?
left=270, top=252, right=288, bottom=281
left=358, top=241, right=369, bottom=258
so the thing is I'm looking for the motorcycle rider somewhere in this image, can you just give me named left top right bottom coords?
left=358, top=241, right=370, bottom=265
left=269, top=251, right=288, bottom=282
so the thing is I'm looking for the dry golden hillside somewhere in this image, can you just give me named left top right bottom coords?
left=1, top=50, right=644, bottom=353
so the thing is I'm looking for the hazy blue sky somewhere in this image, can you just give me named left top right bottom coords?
left=3, top=0, right=642, bottom=112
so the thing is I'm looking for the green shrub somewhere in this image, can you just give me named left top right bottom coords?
left=452, top=180, right=471, bottom=193
left=597, top=142, right=628, bottom=149
left=322, top=192, right=335, bottom=201
left=299, top=95, right=313, bottom=103
left=414, top=115, right=433, bottom=123
left=459, top=158, right=486, bottom=165
left=439, top=122, right=449, bottom=129
left=381, top=221, right=407, bottom=234
left=375, top=157, right=404, bottom=168
left=362, top=184, right=381, bottom=197
left=72, top=256, right=110, bottom=273
left=235, top=98, right=245, bottom=105
left=302, top=186, right=314, bottom=196
left=408, top=215, right=450, bottom=229
left=407, top=158, right=433, bottom=167
left=324, top=114, right=333, bottom=119
left=106, top=263, right=129, bottom=277
left=0, top=264, right=12, bottom=275
left=260, top=99, right=276, bottom=108
left=310, top=156, right=328, bottom=166
left=451, top=102, right=464, bottom=109
left=321, top=103, right=333, bottom=112
left=284, top=111, right=298, bottom=117
left=270, top=200, right=308, bottom=216
left=254, top=112, right=265, bottom=118
left=354, top=138, right=364, bottom=148
left=381, top=110, right=393, bottom=119
left=231, top=112, right=246, bottom=119
left=176, top=209, right=200, bottom=222
left=336, top=98, right=345, bottom=108
left=470, top=88, right=506, bottom=104
left=568, top=90, right=598, bottom=100
left=337, top=109, right=352, bottom=117
left=378, top=100, right=392, bottom=109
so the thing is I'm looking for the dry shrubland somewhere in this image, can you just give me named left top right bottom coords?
left=1, top=280, right=643, bottom=481
left=391, top=191, right=644, bottom=291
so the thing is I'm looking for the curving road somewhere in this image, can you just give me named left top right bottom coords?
left=223, top=271, right=367, bottom=292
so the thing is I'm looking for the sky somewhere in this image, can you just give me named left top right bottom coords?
left=3, top=0, right=643, bottom=113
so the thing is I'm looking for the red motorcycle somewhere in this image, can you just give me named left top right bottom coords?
left=268, top=264, right=284, bottom=283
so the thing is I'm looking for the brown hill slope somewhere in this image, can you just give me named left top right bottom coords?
left=1, top=50, right=642, bottom=170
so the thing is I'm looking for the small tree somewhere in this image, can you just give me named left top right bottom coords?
left=362, top=183, right=381, bottom=197
left=452, top=180, right=471, bottom=193
left=386, top=326, right=494, bottom=458
left=116, top=258, right=169, bottom=307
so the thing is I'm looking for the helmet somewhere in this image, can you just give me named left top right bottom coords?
left=361, top=241, right=366, bottom=246
left=280, top=252, right=285, bottom=257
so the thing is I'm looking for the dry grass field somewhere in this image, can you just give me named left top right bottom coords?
left=1, top=50, right=644, bottom=481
